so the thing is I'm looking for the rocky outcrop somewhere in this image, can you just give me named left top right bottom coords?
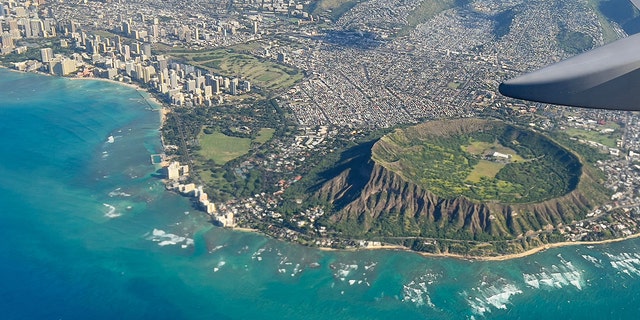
left=309, top=120, right=609, bottom=241
left=314, top=160, right=601, bottom=239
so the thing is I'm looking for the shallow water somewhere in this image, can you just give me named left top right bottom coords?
left=1, top=69, right=639, bottom=319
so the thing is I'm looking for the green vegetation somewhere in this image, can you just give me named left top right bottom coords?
left=556, top=29, right=594, bottom=55
left=462, top=140, right=525, bottom=162
left=597, top=0, right=640, bottom=37
left=373, top=120, right=582, bottom=203
left=402, top=0, right=460, bottom=35
left=493, top=8, right=517, bottom=39
left=562, top=126, right=620, bottom=148
left=255, top=128, right=276, bottom=144
left=447, top=81, right=461, bottom=89
left=310, top=0, right=360, bottom=21
left=584, top=0, right=622, bottom=43
left=466, top=160, right=504, bottom=182
left=550, top=131, right=611, bottom=164
left=0, top=38, right=78, bottom=65
left=198, top=131, right=252, bottom=165
left=162, top=98, right=292, bottom=201
left=169, top=48, right=303, bottom=91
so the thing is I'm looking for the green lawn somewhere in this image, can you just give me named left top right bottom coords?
left=564, top=127, right=620, bottom=148
left=255, top=128, right=276, bottom=144
left=172, top=49, right=303, bottom=91
left=466, top=160, right=505, bottom=183
left=198, top=128, right=275, bottom=165
left=463, top=140, right=526, bottom=162
left=198, top=132, right=252, bottom=165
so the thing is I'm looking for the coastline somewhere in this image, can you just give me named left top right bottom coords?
left=66, top=76, right=168, bottom=126
left=357, top=232, right=640, bottom=262
left=0, top=67, right=169, bottom=126
left=5, top=66, right=639, bottom=263
left=228, top=224, right=640, bottom=261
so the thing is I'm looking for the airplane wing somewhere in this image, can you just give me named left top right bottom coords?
left=499, top=0, right=640, bottom=111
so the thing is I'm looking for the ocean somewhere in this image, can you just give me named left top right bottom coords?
left=1, top=68, right=640, bottom=319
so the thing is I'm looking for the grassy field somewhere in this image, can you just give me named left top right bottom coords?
left=564, top=127, right=620, bottom=148
left=171, top=49, right=303, bottom=92
left=463, top=140, right=526, bottom=162
left=311, top=0, right=360, bottom=20
left=198, top=128, right=275, bottom=165
left=199, top=132, right=252, bottom=165
left=373, top=119, right=578, bottom=203
left=447, top=81, right=461, bottom=89
left=402, top=0, right=456, bottom=34
left=466, top=160, right=504, bottom=183
left=255, top=128, right=276, bottom=144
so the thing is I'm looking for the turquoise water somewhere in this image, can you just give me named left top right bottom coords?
left=2, top=68, right=640, bottom=319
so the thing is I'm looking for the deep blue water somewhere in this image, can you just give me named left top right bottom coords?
left=2, top=68, right=640, bottom=319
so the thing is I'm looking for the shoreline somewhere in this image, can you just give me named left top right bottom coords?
left=5, top=66, right=639, bottom=262
left=66, top=76, right=168, bottom=126
left=355, top=232, right=640, bottom=262
left=231, top=224, right=640, bottom=261
left=0, top=66, right=169, bottom=127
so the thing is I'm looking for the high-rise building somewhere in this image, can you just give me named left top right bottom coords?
left=40, top=47, right=53, bottom=63
left=133, top=63, right=144, bottom=80
left=142, top=43, right=151, bottom=57
left=186, top=79, right=197, bottom=93
left=212, top=79, right=220, bottom=95
left=169, top=70, right=178, bottom=89
left=70, top=20, right=78, bottom=34
left=196, top=75, right=205, bottom=89
left=125, top=61, right=134, bottom=76
left=156, top=55, right=168, bottom=71
left=29, top=19, right=44, bottom=38
left=253, top=21, right=258, bottom=35
left=151, top=25, right=159, bottom=41
left=122, top=44, right=131, bottom=61
left=0, top=32, right=14, bottom=54
left=122, top=21, right=131, bottom=36
left=52, top=58, right=76, bottom=76
left=223, top=77, right=230, bottom=91
left=229, top=80, right=237, bottom=95
left=142, top=65, right=155, bottom=83
left=203, top=85, right=213, bottom=98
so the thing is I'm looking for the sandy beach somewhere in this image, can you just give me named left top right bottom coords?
left=313, top=232, right=640, bottom=261
left=373, top=232, right=640, bottom=261
left=6, top=65, right=638, bottom=262
left=225, top=221, right=640, bottom=261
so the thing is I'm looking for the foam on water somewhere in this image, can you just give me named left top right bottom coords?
left=213, top=260, right=226, bottom=272
left=522, top=255, right=584, bottom=290
left=402, top=270, right=439, bottom=308
left=108, top=188, right=132, bottom=197
left=604, top=252, right=640, bottom=277
left=581, top=254, right=603, bottom=268
left=146, top=228, right=194, bottom=248
left=8, top=69, right=640, bottom=319
left=103, top=203, right=121, bottom=218
left=330, top=262, right=374, bottom=287
left=463, top=277, right=522, bottom=316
